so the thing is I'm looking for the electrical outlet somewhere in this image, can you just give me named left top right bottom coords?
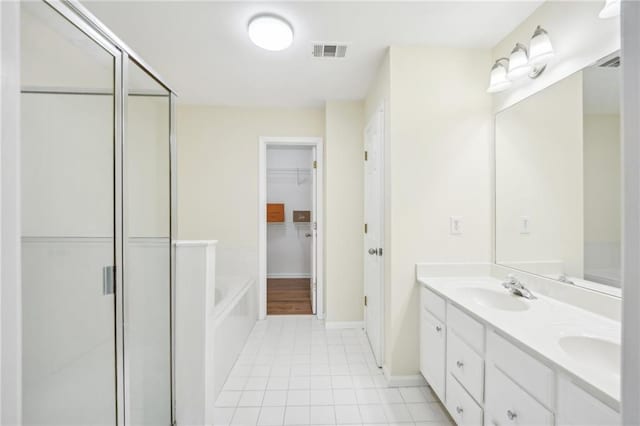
left=520, top=216, right=531, bottom=234
left=450, top=216, right=463, bottom=235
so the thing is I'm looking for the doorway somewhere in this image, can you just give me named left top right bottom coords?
left=259, top=137, right=324, bottom=319
left=364, top=104, right=385, bottom=367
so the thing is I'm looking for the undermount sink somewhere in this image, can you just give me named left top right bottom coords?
left=461, top=288, right=530, bottom=311
left=558, top=336, right=620, bottom=378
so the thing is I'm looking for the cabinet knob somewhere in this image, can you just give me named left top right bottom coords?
left=456, top=406, right=464, bottom=414
left=435, top=325, right=442, bottom=332
left=456, top=360, right=464, bottom=368
left=507, top=410, right=518, bottom=421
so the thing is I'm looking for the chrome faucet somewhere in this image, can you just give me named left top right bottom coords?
left=502, top=275, right=536, bottom=300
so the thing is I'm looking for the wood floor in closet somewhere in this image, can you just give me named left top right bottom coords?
left=267, top=278, right=313, bottom=315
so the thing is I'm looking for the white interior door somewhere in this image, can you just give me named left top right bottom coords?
left=364, top=107, right=384, bottom=366
left=311, top=147, right=318, bottom=315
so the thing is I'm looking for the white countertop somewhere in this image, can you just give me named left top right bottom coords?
left=417, top=276, right=621, bottom=410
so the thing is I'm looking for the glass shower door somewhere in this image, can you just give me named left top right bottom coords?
left=124, top=59, right=172, bottom=425
left=20, top=2, right=119, bottom=424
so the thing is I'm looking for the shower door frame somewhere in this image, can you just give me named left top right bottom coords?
left=31, top=2, right=178, bottom=425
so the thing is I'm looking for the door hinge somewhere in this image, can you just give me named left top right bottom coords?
left=364, top=151, right=368, bottom=161
left=364, top=295, right=368, bottom=306
left=364, top=223, right=368, bottom=234
left=378, top=248, right=383, bottom=256
left=313, top=160, right=317, bottom=169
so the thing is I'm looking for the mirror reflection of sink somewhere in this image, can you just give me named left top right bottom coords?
left=558, top=336, right=620, bottom=378
left=461, top=288, right=530, bottom=311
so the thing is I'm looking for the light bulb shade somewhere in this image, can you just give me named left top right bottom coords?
left=529, top=26, right=554, bottom=66
left=507, top=43, right=531, bottom=80
left=248, top=15, right=294, bottom=51
left=599, top=0, right=620, bottom=18
left=487, top=61, right=512, bottom=93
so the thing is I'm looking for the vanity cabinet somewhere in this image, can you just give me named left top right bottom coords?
left=418, top=286, right=620, bottom=426
left=420, top=288, right=446, bottom=400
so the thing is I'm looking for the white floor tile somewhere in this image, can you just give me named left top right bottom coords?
left=232, top=407, right=261, bottom=425
left=382, top=404, right=413, bottom=423
left=238, top=390, right=265, bottom=407
left=334, top=405, right=362, bottom=424
left=263, top=390, right=288, bottom=407
left=287, top=389, right=311, bottom=406
left=399, top=387, right=427, bottom=403
left=331, top=376, right=353, bottom=389
left=284, top=406, right=310, bottom=425
left=333, top=389, right=358, bottom=405
left=213, top=407, right=236, bottom=426
left=358, top=404, right=387, bottom=424
left=355, top=389, right=380, bottom=405
left=407, top=402, right=446, bottom=422
left=377, top=388, right=403, bottom=404
left=310, top=389, right=334, bottom=405
left=258, top=406, right=286, bottom=426
left=310, top=376, right=332, bottom=389
left=267, top=377, right=289, bottom=391
left=216, top=391, right=242, bottom=407
left=245, top=377, right=269, bottom=391
left=310, top=405, right=336, bottom=425
left=289, top=376, right=311, bottom=390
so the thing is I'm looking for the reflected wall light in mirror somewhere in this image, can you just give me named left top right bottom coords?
left=487, top=25, right=554, bottom=93
left=599, top=0, right=620, bottom=19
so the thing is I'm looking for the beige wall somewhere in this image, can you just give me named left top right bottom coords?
left=492, top=1, right=620, bottom=112
left=324, top=101, right=365, bottom=322
left=365, top=47, right=492, bottom=376
left=495, top=73, right=584, bottom=278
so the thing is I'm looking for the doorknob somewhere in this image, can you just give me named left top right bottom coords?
left=368, top=248, right=378, bottom=255
left=305, top=233, right=312, bottom=238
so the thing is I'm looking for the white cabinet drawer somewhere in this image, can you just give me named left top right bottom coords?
left=557, top=375, right=620, bottom=426
left=447, top=304, right=484, bottom=353
left=446, top=373, right=483, bottom=426
left=447, top=330, right=484, bottom=402
left=421, top=286, right=446, bottom=321
left=420, top=308, right=446, bottom=400
left=486, top=331, right=554, bottom=409
left=485, top=365, right=554, bottom=426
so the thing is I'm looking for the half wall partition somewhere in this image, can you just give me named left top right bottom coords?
left=20, top=1, right=176, bottom=424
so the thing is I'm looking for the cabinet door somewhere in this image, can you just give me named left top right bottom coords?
left=420, top=308, right=446, bottom=400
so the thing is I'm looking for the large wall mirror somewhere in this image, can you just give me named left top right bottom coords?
left=495, top=52, right=621, bottom=297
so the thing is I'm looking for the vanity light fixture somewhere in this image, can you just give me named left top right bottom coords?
left=487, top=58, right=512, bottom=93
left=248, top=14, right=294, bottom=51
left=599, top=0, right=620, bottom=18
left=487, top=25, right=554, bottom=93
left=507, top=43, right=532, bottom=80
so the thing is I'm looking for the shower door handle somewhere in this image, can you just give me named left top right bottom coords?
left=103, top=266, right=115, bottom=295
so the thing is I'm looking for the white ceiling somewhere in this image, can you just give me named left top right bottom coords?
left=84, top=1, right=543, bottom=107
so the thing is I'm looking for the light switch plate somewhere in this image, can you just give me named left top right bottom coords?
left=520, top=216, right=531, bottom=234
left=450, top=216, right=463, bottom=235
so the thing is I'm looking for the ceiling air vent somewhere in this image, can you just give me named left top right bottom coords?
left=599, top=56, right=621, bottom=68
left=312, top=43, right=348, bottom=58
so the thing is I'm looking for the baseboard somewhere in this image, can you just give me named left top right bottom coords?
left=266, top=273, right=312, bottom=279
left=382, top=365, right=427, bottom=387
left=324, top=321, right=364, bottom=330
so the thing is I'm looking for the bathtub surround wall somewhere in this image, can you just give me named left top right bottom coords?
left=492, top=1, right=620, bottom=112
left=324, top=100, right=365, bottom=324
left=365, top=47, right=493, bottom=377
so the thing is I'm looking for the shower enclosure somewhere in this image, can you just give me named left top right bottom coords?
left=20, top=1, right=176, bottom=424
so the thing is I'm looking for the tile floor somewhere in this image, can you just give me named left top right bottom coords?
left=213, top=316, right=453, bottom=425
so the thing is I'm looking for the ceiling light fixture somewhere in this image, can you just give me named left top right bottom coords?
left=248, top=14, right=293, bottom=51
left=487, top=25, right=554, bottom=93
left=599, top=0, right=620, bottom=19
